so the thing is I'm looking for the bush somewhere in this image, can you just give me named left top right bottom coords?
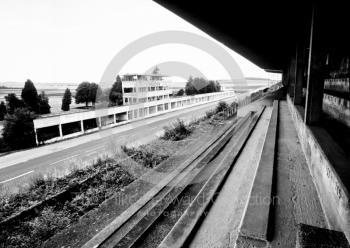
left=162, top=119, right=192, bottom=141
left=215, top=101, right=229, bottom=113
left=122, top=145, right=169, bottom=168
left=29, top=207, right=72, bottom=243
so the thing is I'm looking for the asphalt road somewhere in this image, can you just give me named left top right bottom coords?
left=0, top=97, right=237, bottom=191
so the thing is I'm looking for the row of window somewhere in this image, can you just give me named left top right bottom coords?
left=123, top=86, right=169, bottom=93
left=124, top=95, right=170, bottom=104
left=123, top=75, right=163, bottom=81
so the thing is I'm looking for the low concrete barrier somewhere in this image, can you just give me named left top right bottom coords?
left=236, top=101, right=279, bottom=247
left=286, top=95, right=350, bottom=242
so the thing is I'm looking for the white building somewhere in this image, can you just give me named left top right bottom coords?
left=32, top=73, right=237, bottom=144
left=121, top=74, right=171, bottom=106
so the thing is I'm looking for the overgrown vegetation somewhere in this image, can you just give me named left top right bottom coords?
left=216, top=101, right=229, bottom=113
left=162, top=119, right=193, bottom=141
left=0, top=159, right=134, bottom=247
left=205, top=101, right=237, bottom=125
left=122, top=145, right=170, bottom=168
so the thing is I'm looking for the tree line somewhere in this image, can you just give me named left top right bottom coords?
left=0, top=80, right=51, bottom=150
left=61, top=75, right=123, bottom=111
left=0, top=76, right=123, bottom=151
left=175, top=77, right=221, bottom=96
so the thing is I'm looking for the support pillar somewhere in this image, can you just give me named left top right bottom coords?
left=294, top=44, right=305, bottom=105
left=98, top=117, right=102, bottom=128
left=113, top=114, right=117, bottom=124
left=34, top=129, right=39, bottom=146
left=58, top=124, right=63, bottom=138
left=288, top=57, right=296, bottom=98
left=304, top=6, right=327, bottom=125
left=81, top=120, right=84, bottom=133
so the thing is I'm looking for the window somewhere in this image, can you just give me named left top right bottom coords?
left=124, top=87, right=133, bottom=93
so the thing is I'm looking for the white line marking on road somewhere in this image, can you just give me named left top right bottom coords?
left=0, top=170, right=34, bottom=184
left=49, top=154, right=80, bottom=165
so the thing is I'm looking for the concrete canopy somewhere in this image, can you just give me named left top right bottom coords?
left=154, top=1, right=349, bottom=72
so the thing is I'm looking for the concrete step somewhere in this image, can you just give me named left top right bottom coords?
left=158, top=107, right=266, bottom=248
left=236, top=100, right=279, bottom=247
left=296, top=224, right=350, bottom=248
left=82, top=112, right=254, bottom=248
left=99, top=114, right=254, bottom=248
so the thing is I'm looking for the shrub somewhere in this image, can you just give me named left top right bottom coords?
left=122, top=145, right=169, bottom=168
left=215, top=101, right=229, bottom=113
left=29, top=207, right=71, bottom=242
left=209, top=112, right=227, bottom=125
left=162, top=119, right=192, bottom=141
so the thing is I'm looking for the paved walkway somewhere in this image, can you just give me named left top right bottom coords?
left=271, top=101, right=327, bottom=247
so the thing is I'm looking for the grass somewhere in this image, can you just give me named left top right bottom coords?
left=121, top=144, right=171, bottom=168
left=0, top=159, right=134, bottom=248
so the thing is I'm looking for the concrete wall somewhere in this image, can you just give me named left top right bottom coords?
left=324, top=78, right=350, bottom=93
left=287, top=95, right=350, bottom=241
left=323, top=78, right=350, bottom=127
left=323, top=94, right=350, bottom=127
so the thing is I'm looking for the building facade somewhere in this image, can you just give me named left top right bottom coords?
left=122, top=74, right=172, bottom=106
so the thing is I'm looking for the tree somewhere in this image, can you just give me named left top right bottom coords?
left=193, top=77, right=209, bottom=93
left=215, top=81, right=221, bottom=92
left=200, top=80, right=217, bottom=94
left=61, top=88, right=72, bottom=111
left=185, top=77, right=197, bottom=95
left=5, top=93, right=24, bottom=114
left=176, top=88, right=184, bottom=96
left=2, top=108, right=36, bottom=149
left=38, top=91, right=51, bottom=114
left=109, top=75, right=123, bottom=106
left=89, top=83, right=102, bottom=106
left=75, top=82, right=91, bottom=107
left=152, top=66, right=160, bottom=74
left=21, top=79, right=39, bottom=113
left=0, top=101, right=7, bottom=121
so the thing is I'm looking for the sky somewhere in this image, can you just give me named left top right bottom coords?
left=0, top=0, right=270, bottom=84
